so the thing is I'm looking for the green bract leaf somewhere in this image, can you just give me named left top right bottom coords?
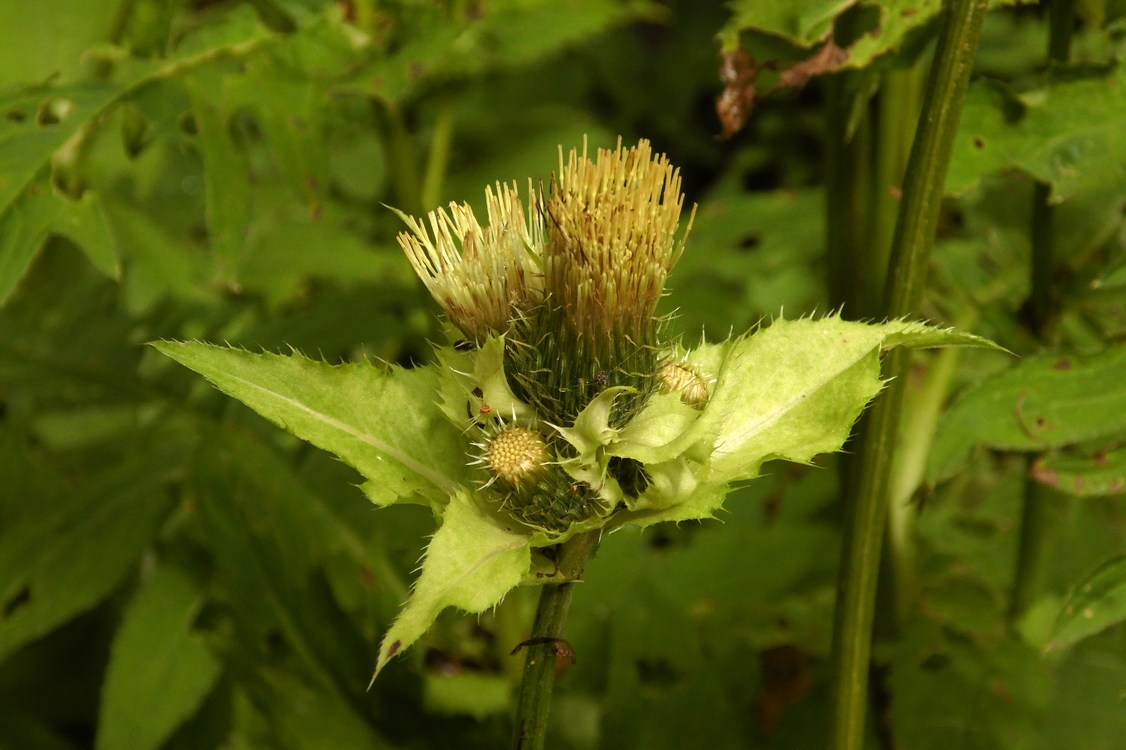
left=605, top=317, right=997, bottom=529
left=435, top=336, right=535, bottom=426
left=1048, top=555, right=1126, bottom=652
left=694, top=317, right=996, bottom=483
left=373, top=491, right=531, bottom=678
left=928, top=346, right=1126, bottom=483
left=151, top=341, right=469, bottom=506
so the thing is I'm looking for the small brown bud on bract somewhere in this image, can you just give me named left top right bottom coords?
left=658, top=361, right=710, bottom=409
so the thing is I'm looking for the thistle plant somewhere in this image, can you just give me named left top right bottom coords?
left=153, top=137, right=995, bottom=746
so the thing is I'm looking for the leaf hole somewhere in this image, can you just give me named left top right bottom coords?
left=737, top=232, right=763, bottom=252
left=2, top=585, right=31, bottom=619
left=635, top=658, right=679, bottom=686
left=36, top=97, right=74, bottom=126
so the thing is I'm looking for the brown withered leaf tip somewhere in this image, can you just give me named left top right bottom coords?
left=775, top=40, right=849, bottom=90
left=716, top=41, right=848, bottom=139
left=716, top=48, right=759, bottom=140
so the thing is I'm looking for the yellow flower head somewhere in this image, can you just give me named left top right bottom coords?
left=395, top=181, right=544, bottom=341
left=545, top=138, right=694, bottom=347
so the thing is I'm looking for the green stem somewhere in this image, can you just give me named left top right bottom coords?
left=1026, top=0, right=1073, bottom=339
left=1010, top=0, right=1073, bottom=623
left=376, top=102, right=423, bottom=217
left=870, top=59, right=928, bottom=639
left=512, top=531, right=600, bottom=750
left=1028, top=179, right=1055, bottom=337
left=1010, top=468, right=1057, bottom=619
left=824, top=72, right=873, bottom=317
left=883, top=315, right=973, bottom=630
left=421, top=101, right=455, bottom=210
left=868, top=62, right=926, bottom=310
left=828, top=3, right=988, bottom=750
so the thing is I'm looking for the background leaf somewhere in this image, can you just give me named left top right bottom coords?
left=948, top=67, right=1126, bottom=202
left=96, top=567, right=222, bottom=750
left=1048, top=555, right=1126, bottom=652
left=3, top=1, right=1126, bottom=747
left=928, top=346, right=1126, bottom=482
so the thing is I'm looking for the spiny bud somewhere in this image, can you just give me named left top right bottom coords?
left=658, top=361, right=709, bottom=409
left=395, top=182, right=545, bottom=341
left=485, top=426, right=549, bottom=489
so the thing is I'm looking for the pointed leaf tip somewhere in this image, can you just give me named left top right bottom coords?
left=371, top=492, right=531, bottom=680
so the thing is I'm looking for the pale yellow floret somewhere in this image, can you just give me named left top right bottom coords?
left=395, top=181, right=544, bottom=340
left=485, top=426, right=549, bottom=488
left=544, top=138, right=695, bottom=344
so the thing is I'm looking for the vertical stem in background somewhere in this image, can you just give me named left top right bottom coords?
left=421, top=101, right=455, bottom=211
left=828, top=3, right=988, bottom=750
left=824, top=73, right=873, bottom=318
left=376, top=102, right=423, bottom=217
left=868, top=63, right=926, bottom=312
left=512, top=531, right=600, bottom=750
left=1010, top=0, right=1074, bottom=623
left=870, top=60, right=927, bottom=637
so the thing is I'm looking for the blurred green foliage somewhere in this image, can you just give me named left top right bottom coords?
left=2, top=1, right=1126, bottom=748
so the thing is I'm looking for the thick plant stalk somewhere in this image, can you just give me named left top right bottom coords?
left=1010, top=0, right=1074, bottom=623
left=827, top=2, right=988, bottom=750
left=511, top=531, right=600, bottom=750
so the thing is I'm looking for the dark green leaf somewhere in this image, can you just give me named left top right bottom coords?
left=0, top=448, right=178, bottom=662
left=949, top=67, right=1126, bottom=202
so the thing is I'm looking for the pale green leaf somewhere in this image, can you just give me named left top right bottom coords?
left=609, top=462, right=729, bottom=531
left=1048, top=555, right=1126, bottom=651
left=151, top=342, right=469, bottom=505
left=374, top=491, right=531, bottom=678
left=96, top=567, right=222, bottom=750
left=928, top=346, right=1126, bottom=482
left=434, top=337, right=536, bottom=427
left=696, top=317, right=997, bottom=482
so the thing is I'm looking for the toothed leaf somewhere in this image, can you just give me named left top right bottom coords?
left=373, top=491, right=531, bottom=678
left=151, top=341, right=469, bottom=507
